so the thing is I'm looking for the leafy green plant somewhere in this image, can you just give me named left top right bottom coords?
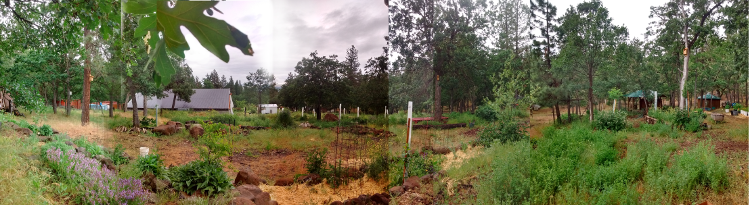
left=366, top=150, right=390, bottom=180
left=39, top=124, right=54, bottom=136
left=477, top=119, right=528, bottom=147
left=475, top=104, right=498, bottom=121
left=594, top=111, right=626, bottom=132
left=106, top=115, right=133, bottom=129
left=140, top=117, right=156, bottom=127
left=168, top=159, right=232, bottom=197
left=109, top=144, right=129, bottom=166
left=733, top=103, right=742, bottom=110
left=136, top=153, right=165, bottom=177
left=209, top=114, right=238, bottom=125
left=73, top=138, right=104, bottom=156
left=304, top=148, right=329, bottom=177
left=275, top=109, right=294, bottom=128
left=388, top=150, right=443, bottom=188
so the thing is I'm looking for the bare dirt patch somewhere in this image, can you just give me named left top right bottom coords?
left=227, top=150, right=307, bottom=182
left=259, top=176, right=387, bottom=205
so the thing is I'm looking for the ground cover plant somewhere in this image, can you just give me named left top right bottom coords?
left=530, top=122, right=730, bottom=204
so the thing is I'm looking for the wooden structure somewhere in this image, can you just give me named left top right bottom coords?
left=625, top=90, right=663, bottom=110
left=697, top=93, right=721, bottom=110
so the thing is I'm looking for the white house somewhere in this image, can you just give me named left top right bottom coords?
left=259, top=104, right=278, bottom=114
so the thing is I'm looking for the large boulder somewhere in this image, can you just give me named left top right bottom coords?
left=389, top=186, right=404, bottom=196
left=299, top=173, right=322, bottom=185
left=236, top=184, right=263, bottom=200
left=323, top=113, right=339, bottom=122
left=402, top=176, right=420, bottom=191
left=235, top=168, right=264, bottom=186
left=153, top=124, right=177, bottom=136
left=189, top=124, right=204, bottom=138
left=14, top=127, right=32, bottom=136
left=167, top=121, right=184, bottom=132
left=231, top=197, right=256, bottom=205
left=371, top=193, right=390, bottom=204
left=253, top=192, right=272, bottom=205
left=274, top=178, right=294, bottom=186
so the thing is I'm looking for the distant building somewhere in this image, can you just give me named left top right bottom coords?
left=127, top=89, right=234, bottom=113
left=259, top=104, right=278, bottom=114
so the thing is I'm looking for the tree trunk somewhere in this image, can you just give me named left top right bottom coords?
left=567, top=97, right=571, bottom=123
left=554, top=103, right=561, bottom=124
left=258, top=91, right=262, bottom=114
left=434, top=73, right=442, bottom=122
left=316, top=105, right=322, bottom=121
left=143, top=94, right=147, bottom=117
left=129, top=78, right=139, bottom=128
left=52, top=81, right=58, bottom=114
left=679, top=25, right=689, bottom=110
left=588, top=64, right=594, bottom=122
left=82, top=29, right=91, bottom=126
left=172, top=94, right=177, bottom=109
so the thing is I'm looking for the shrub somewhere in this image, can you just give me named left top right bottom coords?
left=39, top=124, right=54, bottom=136
left=109, top=144, right=129, bottom=165
left=388, top=150, right=443, bottom=187
left=477, top=120, right=528, bottom=147
left=168, top=159, right=232, bottom=197
left=475, top=105, right=498, bottom=121
left=594, top=111, right=626, bottom=132
left=352, top=117, right=368, bottom=124
left=136, top=153, right=165, bottom=177
left=275, top=110, right=295, bottom=128
left=366, top=150, right=390, bottom=180
left=140, top=117, right=156, bottom=127
left=372, top=116, right=388, bottom=127
left=304, top=148, right=329, bottom=177
left=73, top=138, right=105, bottom=156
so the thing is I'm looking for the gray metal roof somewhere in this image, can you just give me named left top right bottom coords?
left=126, top=89, right=233, bottom=110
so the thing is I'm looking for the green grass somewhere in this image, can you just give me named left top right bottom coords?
left=530, top=122, right=730, bottom=204
left=0, top=128, right=55, bottom=204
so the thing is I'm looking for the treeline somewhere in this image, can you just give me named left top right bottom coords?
left=530, top=0, right=748, bottom=123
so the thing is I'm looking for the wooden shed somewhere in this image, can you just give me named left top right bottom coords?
left=697, top=93, right=721, bottom=110
left=625, top=90, right=663, bottom=110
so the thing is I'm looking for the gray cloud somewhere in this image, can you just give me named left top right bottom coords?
left=182, top=0, right=388, bottom=85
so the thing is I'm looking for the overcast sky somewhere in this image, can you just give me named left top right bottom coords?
left=182, top=0, right=388, bottom=85
left=550, top=0, right=670, bottom=40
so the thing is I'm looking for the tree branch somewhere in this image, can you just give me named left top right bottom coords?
left=687, top=0, right=724, bottom=48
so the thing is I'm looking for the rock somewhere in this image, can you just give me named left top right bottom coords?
left=52, top=128, right=60, bottom=134
left=330, top=201, right=343, bottom=205
left=389, top=186, right=404, bottom=196
left=76, top=147, right=89, bottom=156
left=38, top=136, right=51, bottom=142
left=14, top=127, right=32, bottom=136
left=432, top=147, right=451, bottom=155
left=299, top=173, right=323, bottom=185
left=65, top=141, right=74, bottom=146
left=358, top=195, right=371, bottom=203
left=189, top=124, right=204, bottom=138
left=403, top=176, right=420, bottom=191
left=420, top=174, right=434, bottom=183
left=142, top=172, right=157, bottom=192
left=253, top=192, right=271, bottom=205
left=343, top=197, right=362, bottom=205
left=274, top=178, right=294, bottom=186
left=269, top=201, right=278, bottom=205
left=235, top=169, right=264, bottom=186
left=153, top=124, right=177, bottom=136
left=371, top=193, right=390, bottom=204
left=6, top=122, right=18, bottom=129
left=323, top=113, right=339, bottom=122
left=231, top=197, right=256, bottom=205
left=437, top=170, right=447, bottom=177
left=235, top=184, right=263, bottom=200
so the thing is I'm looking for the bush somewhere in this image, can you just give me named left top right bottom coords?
left=388, top=150, right=443, bottom=187
left=594, top=111, right=626, bottom=132
left=168, top=159, right=232, bottom=197
left=477, top=120, right=528, bottom=147
left=39, top=124, right=54, bottom=136
left=275, top=110, right=295, bottom=128
left=109, top=144, right=129, bottom=165
left=140, top=117, right=156, bottom=127
left=366, top=150, right=390, bottom=180
left=73, top=137, right=105, bottom=156
left=304, top=148, right=329, bottom=177
left=136, top=153, right=165, bottom=177
left=475, top=105, right=498, bottom=121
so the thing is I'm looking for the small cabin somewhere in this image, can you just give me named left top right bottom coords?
left=260, top=104, right=278, bottom=114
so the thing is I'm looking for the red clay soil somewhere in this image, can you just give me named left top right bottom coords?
left=323, top=113, right=339, bottom=122
left=227, top=149, right=307, bottom=181
left=678, top=140, right=749, bottom=154
left=462, top=128, right=479, bottom=136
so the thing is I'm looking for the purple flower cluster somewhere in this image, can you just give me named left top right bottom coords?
left=45, top=147, right=149, bottom=205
